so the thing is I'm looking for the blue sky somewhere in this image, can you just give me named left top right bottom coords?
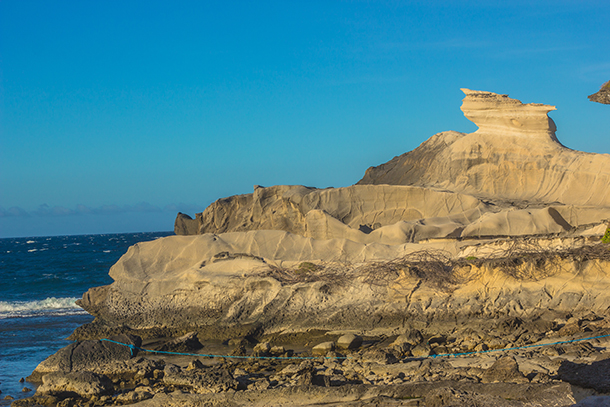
left=1, top=1, right=609, bottom=238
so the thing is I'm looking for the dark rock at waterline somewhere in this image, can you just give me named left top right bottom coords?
left=36, top=371, right=113, bottom=398
left=28, top=334, right=142, bottom=382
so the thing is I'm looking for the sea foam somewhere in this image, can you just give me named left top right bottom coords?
left=0, top=297, right=87, bottom=318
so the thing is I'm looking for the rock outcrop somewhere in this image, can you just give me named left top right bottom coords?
left=25, top=89, right=610, bottom=407
left=460, top=88, right=558, bottom=141
left=588, top=80, right=610, bottom=105
left=359, top=89, right=610, bottom=208
left=71, top=89, right=610, bottom=341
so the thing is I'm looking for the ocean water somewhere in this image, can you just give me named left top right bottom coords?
left=0, top=231, right=173, bottom=404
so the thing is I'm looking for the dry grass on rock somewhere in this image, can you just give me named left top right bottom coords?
left=257, top=240, right=610, bottom=293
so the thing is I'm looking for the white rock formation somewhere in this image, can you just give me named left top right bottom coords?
left=76, top=89, right=610, bottom=340
left=460, top=88, right=558, bottom=141
left=359, top=90, right=610, bottom=208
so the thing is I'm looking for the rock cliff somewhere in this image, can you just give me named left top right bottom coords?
left=72, top=89, right=610, bottom=343
left=358, top=89, right=610, bottom=208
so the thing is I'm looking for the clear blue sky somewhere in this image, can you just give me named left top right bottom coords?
left=1, top=1, right=608, bottom=238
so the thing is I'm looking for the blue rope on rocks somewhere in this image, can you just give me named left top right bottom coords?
left=428, top=333, right=610, bottom=359
left=100, top=333, right=610, bottom=362
left=100, top=338, right=342, bottom=360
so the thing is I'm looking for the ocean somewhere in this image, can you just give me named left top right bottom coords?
left=0, top=231, right=173, bottom=405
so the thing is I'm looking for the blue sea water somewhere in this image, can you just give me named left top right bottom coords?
left=0, top=232, right=173, bottom=404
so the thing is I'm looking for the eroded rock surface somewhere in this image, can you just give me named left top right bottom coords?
left=359, top=90, right=610, bottom=208
left=23, top=89, right=610, bottom=406
left=589, top=81, right=610, bottom=105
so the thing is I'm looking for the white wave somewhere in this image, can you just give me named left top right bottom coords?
left=26, top=240, right=36, bottom=244
left=103, top=250, right=111, bottom=253
left=28, top=249, right=38, bottom=252
left=0, top=297, right=87, bottom=318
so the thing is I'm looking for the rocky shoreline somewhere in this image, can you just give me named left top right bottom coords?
left=13, top=89, right=610, bottom=406
left=13, top=315, right=610, bottom=406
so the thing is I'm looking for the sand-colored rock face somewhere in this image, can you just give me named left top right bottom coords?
left=176, top=184, right=496, bottom=244
left=460, top=88, right=557, bottom=141
left=359, top=91, right=610, bottom=208
left=77, top=88, right=610, bottom=341
left=77, top=232, right=610, bottom=337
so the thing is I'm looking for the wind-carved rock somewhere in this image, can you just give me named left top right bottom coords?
left=359, top=89, right=610, bottom=208
left=588, top=81, right=610, bottom=105
left=460, top=88, right=558, bottom=142
left=71, top=88, right=610, bottom=346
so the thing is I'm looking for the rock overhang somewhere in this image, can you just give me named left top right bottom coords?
left=460, top=88, right=558, bottom=141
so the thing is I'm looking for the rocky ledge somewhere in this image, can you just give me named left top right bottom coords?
left=17, top=90, right=610, bottom=406
left=14, top=324, right=610, bottom=406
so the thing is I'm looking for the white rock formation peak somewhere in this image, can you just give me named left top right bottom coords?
left=460, top=88, right=558, bottom=142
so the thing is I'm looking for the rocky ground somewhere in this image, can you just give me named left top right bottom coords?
left=10, top=89, right=610, bottom=406
left=11, top=315, right=610, bottom=407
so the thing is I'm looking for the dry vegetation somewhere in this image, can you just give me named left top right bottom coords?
left=258, top=239, right=610, bottom=292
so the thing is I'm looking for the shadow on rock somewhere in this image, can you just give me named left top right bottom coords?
left=557, top=358, right=610, bottom=393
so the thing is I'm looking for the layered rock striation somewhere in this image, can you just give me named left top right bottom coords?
left=71, top=89, right=610, bottom=343
left=359, top=89, right=610, bottom=208
left=24, top=89, right=610, bottom=406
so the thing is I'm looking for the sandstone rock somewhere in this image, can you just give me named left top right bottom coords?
left=460, top=88, right=558, bottom=140
left=115, top=387, right=154, bottom=404
left=336, top=334, right=362, bottom=350
left=362, top=349, right=398, bottom=365
left=162, top=364, right=238, bottom=393
left=411, top=343, right=433, bottom=358
left=389, top=336, right=412, bottom=354
left=71, top=88, right=610, bottom=349
left=278, top=361, right=314, bottom=377
left=270, top=345, right=285, bottom=355
left=158, top=331, right=203, bottom=353
left=481, top=356, right=528, bottom=384
left=36, top=372, right=113, bottom=398
left=312, top=341, right=335, bottom=356
left=424, top=386, right=516, bottom=407
left=186, top=359, right=204, bottom=370
left=359, top=90, right=610, bottom=209
left=588, top=81, right=610, bottom=105
left=175, top=183, right=492, bottom=244
left=253, top=342, right=271, bottom=354
left=174, top=212, right=199, bottom=235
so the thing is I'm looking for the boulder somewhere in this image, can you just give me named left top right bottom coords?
left=411, top=343, right=433, bottom=358
left=163, top=364, right=238, bottom=393
left=312, top=341, right=335, bottom=356
left=158, top=332, right=203, bottom=353
left=29, top=334, right=142, bottom=382
left=336, top=334, right=362, bottom=350
left=253, top=342, right=271, bottom=354
left=481, top=356, right=528, bottom=384
left=35, top=372, right=113, bottom=398
left=362, top=349, right=399, bottom=365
